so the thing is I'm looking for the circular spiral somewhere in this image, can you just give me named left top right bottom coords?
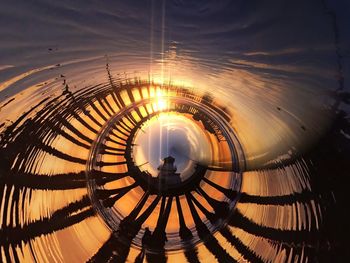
left=0, top=0, right=348, bottom=261
left=85, top=83, right=243, bottom=252
left=0, top=72, right=327, bottom=262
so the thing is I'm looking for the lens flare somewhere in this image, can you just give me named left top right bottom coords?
left=0, top=0, right=348, bottom=262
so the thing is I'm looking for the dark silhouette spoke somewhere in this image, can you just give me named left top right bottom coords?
left=57, top=115, right=94, bottom=144
left=97, top=183, right=137, bottom=199
left=175, top=196, right=193, bottom=240
left=36, top=142, right=87, bottom=164
left=188, top=193, right=218, bottom=224
left=184, top=249, right=201, bottom=263
left=145, top=197, right=172, bottom=263
left=2, top=171, right=86, bottom=190
left=123, top=192, right=150, bottom=223
left=109, top=129, right=128, bottom=141
left=151, top=196, right=173, bottom=246
left=105, top=135, right=127, bottom=146
left=89, top=100, right=108, bottom=122
left=202, top=177, right=237, bottom=200
left=102, top=96, right=116, bottom=115
left=196, top=187, right=229, bottom=218
left=1, top=196, right=93, bottom=245
left=81, top=106, right=104, bottom=128
left=125, top=113, right=138, bottom=127
left=110, top=90, right=123, bottom=109
left=134, top=195, right=162, bottom=226
left=220, top=227, right=263, bottom=263
left=96, top=97, right=113, bottom=117
left=119, top=119, right=133, bottom=132
left=69, top=110, right=99, bottom=134
left=48, top=122, right=91, bottom=150
left=115, top=92, right=126, bottom=108
left=88, top=194, right=160, bottom=262
left=93, top=171, right=129, bottom=185
left=229, top=210, right=320, bottom=243
left=239, top=190, right=316, bottom=206
left=101, top=183, right=137, bottom=208
left=96, top=160, right=127, bottom=167
left=185, top=194, right=236, bottom=262
left=113, top=125, right=131, bottom=138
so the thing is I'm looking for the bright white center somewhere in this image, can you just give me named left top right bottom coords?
left=133, top=113, right=212, bottom=181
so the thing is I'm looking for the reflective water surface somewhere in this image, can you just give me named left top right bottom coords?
left=0, top=0, right=350, bottom=262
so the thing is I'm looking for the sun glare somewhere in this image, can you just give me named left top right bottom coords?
left=156, top=98, right=167, bottom=111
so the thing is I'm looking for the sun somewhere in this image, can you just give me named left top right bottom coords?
left=156, top=98, right=168, bottom=111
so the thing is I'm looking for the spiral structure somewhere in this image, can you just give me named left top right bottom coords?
left=0, top=69, right=329, bottom=262
left=0, top=0, right=349, bottom=262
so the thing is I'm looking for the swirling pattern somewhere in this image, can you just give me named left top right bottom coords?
left=1, top=0, right=349, bottom=262
left=0, top=68, right=335, bottom=262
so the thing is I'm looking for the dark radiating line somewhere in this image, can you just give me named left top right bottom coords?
left=80, top=104, right=104, bottom=128
left=123, top=192, right=150, bottom=222
left=101, top=96, right=116, bottom=115
left=145, top=196, right=172, bottom=263
left=175, top=196, right=201, bottom=263
left=57, top=114, right=93, bottom=144
left=99, top=183, right=138, bottom=208
left=109, top=130, right=128, bottom=142
left=93, top=171, right=129, bottom=185
left=134, top=195, right=161, bottom=225
left=87, top=234, right=125, bottom=263
left=125, top=113, right=138, bottom=127
left=188, top=193, right=218, bottom=224
left=51, top=125, right=91, bottom=149
left=119, top=118, right=133, bottom=132
left=175, top=196, right=193, bottom=240
left=152, top=196, right=173, bottom=244
left=220, top=227, right=264, bottom=263
left=184, top=249, right=201, bottom=263
left=1, top=171, right=86, bottom=190
left=239, top=190, right=316, bottom=206
left=110, top=91, right=123, bottom=111
left=115, top=91, right=126, bottom=108
left=1, top=196, right=93, bottom=245
left=69, top=109, right=99, bottom=134
left=132, top=105, right=144, bottom=120
left=88, top=100, right=109, bottom=122
left=155, top=197, right=166, bottom=230
left=196, top=186, right=229, bottom=218
left=0, top=97, right=54, bottom=148
left=101, top=144, right=126, bottom=153
left=89, top=194, right=161, bottom=262
left=105, top=135, right=127, bottom=146
left=205, top=166, right=232, bottom=172
left=113, top=125, right=131, bottom=138
left=96, top=96, right=113, bottom=117
left=98, top=150, right=125, bottom=156
left=202, top=177, right=237, bottom=200
left=142, top=104, right=150, bottom=116
left=96, top=184, right=137, bottom=199
left=229, top=210, right=320, bottom=243
left=96, top=160, right=127, bottom=167
left=36, top=142, right=87, bottom=164
left=2, top=243, right=13, bottom=263
left=186, top=194, right=236, bottom=262
left=126, top=85, right=136, bottom=103
left=98, top=141, right=126, bottom=155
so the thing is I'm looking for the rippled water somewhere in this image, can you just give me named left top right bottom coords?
left=1, top=0, right=350, bottom=262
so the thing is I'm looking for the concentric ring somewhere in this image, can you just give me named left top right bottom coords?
left=85, top=84, right=244, bottom=251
